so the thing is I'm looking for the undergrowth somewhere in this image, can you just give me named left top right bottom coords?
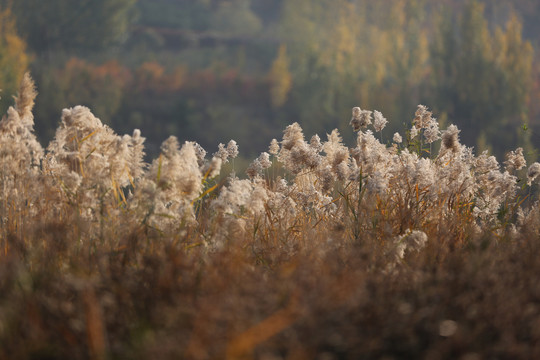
left=1, top=74, right=540, bottom=359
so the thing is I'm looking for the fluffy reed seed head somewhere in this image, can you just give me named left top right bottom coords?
left=310, top=134, right=322, bottom=151
left=282, top=122, right=304, bottom=150
left=227, top=140, right=239, bottom=159
left=350, top=107, right=372, bottom=132
left=504, top=147, right=526, bottom=173
left=413, top=104, right=433, bottom=129
left=424, top=119, right=441, bottom=144
left=0, top=73, right=43, bottom=171
left=527, top=162, right=540, bottom=186
left=214, top=140, right=239, bottom=163
left=441, top=124, right=461, bottom=153
left=269, top=138, right=280, bottom=155
left=246, top=152, right=271, bottom=179
left=373, top=110, right=388, bottom=132
left=193, top=142, right=207, bottom=166
left=14, top=72, right=38, bottom=128
left=409, top=126, right=419, bottom=139
left=206, top=156, right=222, bottom=179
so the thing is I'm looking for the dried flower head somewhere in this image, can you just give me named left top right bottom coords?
left=393, top=132, right=402, bottom=144
left=352, top=106, right=361, bottom=119
left=424, top=119, right=441, bottom=144
left=373, top=110, right=388, bottom=132
left=246, top=152, right=271, bottom=179
left=527, top=162, right=540, bottom=186
left=310, top=134, right=322, bottom=151
left=214, top=143, right=229, bottom=162
left=128, top=129, right=146, bottom=180
left=227, top=140, right=239, bottom=159
left=409, top=126, right=419, bottom=140
left=0, top=73, right=43, bottom=175
left=282, top=122, right=304, bottom=150
left=193, top=142, right=207, bottom=166
left=504, top=147, right=526, bottom=172
left=269, top=138, right=280, bottom=155
left=404, top=229, right=428, bottom=251
left=205, top=156, right=222, bottom=179
left=258, top=152, right=272, bottom=169
left=413, top=104, right=433, bottom=129
left=441, top=124, right=461, bottom=153
left=15, top=72, right=38, bottom=127
left=350, top=106, right=372, bottom=132
left=389, top=229, right=428, bottom=263
left=46, top=105, right=136, bottom=189
left=214, top=140, right=238, bottom=163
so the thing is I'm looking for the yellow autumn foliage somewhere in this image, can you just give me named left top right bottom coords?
left=0, top=7, right=28, bottom=110
left=268, top=45, right=292, bottom=108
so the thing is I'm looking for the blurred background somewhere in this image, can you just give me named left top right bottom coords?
left=0, top=0, right=539, bottom=161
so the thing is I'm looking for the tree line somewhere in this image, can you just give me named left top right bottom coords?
left=0, top=0, right=539, bottom=160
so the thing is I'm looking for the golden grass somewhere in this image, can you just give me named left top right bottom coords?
left=1, top=75, right=540, bottom=359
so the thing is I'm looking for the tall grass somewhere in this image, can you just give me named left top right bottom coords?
left=1, top=74, right=540, bottom=359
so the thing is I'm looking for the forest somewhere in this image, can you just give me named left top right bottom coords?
left=0, top=0, right=539, bottom=161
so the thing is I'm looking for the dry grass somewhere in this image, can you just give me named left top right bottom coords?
left=3, top=225, right=540, bottom=359
left=1, top=75, right=540, bottom=359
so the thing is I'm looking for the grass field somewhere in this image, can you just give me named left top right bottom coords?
left=1, top=74, right=540, bottom=359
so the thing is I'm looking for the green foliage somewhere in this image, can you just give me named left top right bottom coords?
left=3, top=0, right=539, bottom=160
left=210, top=0, right=262, bottom=36
left=277, top=0, right=431, bottom=141
left=429, top=0, right=534, bottom=157
left=136, top=0, right=210, bottom=30
left=4, top=0, right=137, bottom=53
left=0, top=7, right=28, bottom=113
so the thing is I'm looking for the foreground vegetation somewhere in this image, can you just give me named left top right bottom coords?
left=2, top=75, right=540, bottom=359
